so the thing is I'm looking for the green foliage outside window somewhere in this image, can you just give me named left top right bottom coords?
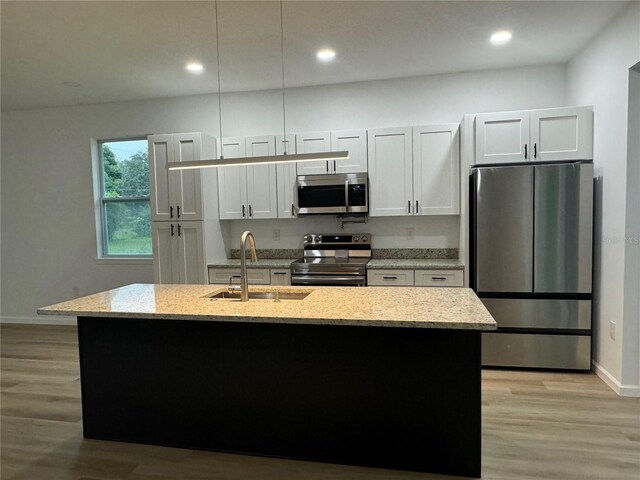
left=101, top=141, right=151, bottom=256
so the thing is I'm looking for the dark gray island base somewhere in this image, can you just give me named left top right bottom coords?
left=77, top=316, right=481, bottom=478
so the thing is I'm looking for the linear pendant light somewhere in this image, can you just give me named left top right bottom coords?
left=167, top=0, right=349, bottom=171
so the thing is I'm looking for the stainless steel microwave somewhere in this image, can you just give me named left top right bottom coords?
left=296, top=173, right=368, bottom=215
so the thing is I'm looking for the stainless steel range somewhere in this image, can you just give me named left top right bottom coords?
left=290, top=233, right=371, bottom=286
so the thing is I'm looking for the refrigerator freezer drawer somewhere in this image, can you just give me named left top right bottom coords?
left=480, top=298, right=591, bottom=330
left=482, top=332, right=591, bottom=370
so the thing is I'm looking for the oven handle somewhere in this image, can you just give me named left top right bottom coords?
left=344, top=180, right=349, bottom=209
left=291, top=275, right=365, bottom=286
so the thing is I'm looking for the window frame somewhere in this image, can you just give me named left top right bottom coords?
left=97, top=137, right=152, bottom=259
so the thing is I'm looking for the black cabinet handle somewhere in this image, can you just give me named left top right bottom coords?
left=524, top=144, right=528, bottom=159
left=170, top=206, right=173, bottom=219
left=272, top=272, right=286, bottom=275
left=415, top=200, right=419, bottom=213
left=242, top=205, right=246, bottom=217
left=170, top=224, right=174, bottom=236
left=431, top=277, right=447, bottom=281
left=534, top=143, right=537, bottom=159
left=291, top=204, right=295, bottom=217
left=333, top=160, right=337, bottom=172
left=383, top=276, right=398, bottom=280
left=407, top=200, right=411, bottom=214
left=177, top=205, right=181, bottom=218
left=326, top=161, right=329, bottom=172
left=249, top=205, right=253, bottom=217
left=177, top=224, right=181, bottom=236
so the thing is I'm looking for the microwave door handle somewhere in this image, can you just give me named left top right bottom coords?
left=344, top=180, right=349, bottom=209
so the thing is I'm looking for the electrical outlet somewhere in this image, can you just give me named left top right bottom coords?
left=406, top=227, right=415, bottom=240
left=273, top=229, right=280, bottom=241
left=609, top=321, right=616, bottom=340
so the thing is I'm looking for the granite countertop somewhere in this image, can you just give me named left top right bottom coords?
left=208, top=259, right=297, bottom=269
left=38, top=284, right=496, bottom=331
left=366, top=259, right=465, bottom=270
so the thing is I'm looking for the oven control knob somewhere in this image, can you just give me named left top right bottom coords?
left=304, top=235, right=311, bottom=243
left=362, top=235, right=368, bottom=243
left=317, top=235, right=322, bottom=243
left=353, top=236, right=360, bottom=242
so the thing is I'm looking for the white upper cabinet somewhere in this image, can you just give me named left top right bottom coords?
left=413, top=124, right=460, bottom=215
left=368, top=127, right=413, bottom=217
left=173, top=133, right=203, bottom=221
left=217, top=136, right=278, bottom=220
left=475, top=106, right=594, bottom=164
left=148, top=132, right=215, bottom=222
left=276, top=134, right=298, bottom=218
left=245, top=136, right=278, bottom=219
left=296, top=131, right=331, bottom=175
left=149, top=134, right=175, bottom=222
left=529, top=107, right=593, bottom=161
left=217, top=137, right=247, bottom=220
left=331, top=129, right=368, bottom=174
left=475, top=111, right=530, bottom=164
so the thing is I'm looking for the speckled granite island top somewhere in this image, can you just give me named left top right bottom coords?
left=38, top=284, right=496, bottom=330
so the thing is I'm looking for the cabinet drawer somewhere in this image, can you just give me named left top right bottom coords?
left=367, top=270, right=414, bottom=286
left=270, top=269, right=291, bottom=286
left=208, top=268, right=271, bottom=285
left=414, top=269, right=463, bottom=287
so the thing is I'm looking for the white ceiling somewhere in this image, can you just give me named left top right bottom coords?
left=1, top=0, right=628, bottom=111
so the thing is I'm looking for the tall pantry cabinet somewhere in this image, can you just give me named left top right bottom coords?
left=148, top=132, right=217, bottom=284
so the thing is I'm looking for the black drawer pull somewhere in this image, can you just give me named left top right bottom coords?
left=272, top=272, right=286, bottom=275
left=383, top=276, right=398, bottom=280
left=431, top=277, right=447, bottom=281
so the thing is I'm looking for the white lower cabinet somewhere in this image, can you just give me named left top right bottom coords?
left=208, top=268, right=272, bottom=285
left=367, top=270, right=414, bottom=286
left=152, top=221, right=205, bottom=284
left=414, top=269, right=464, bottom=287
left=368, top=268, right=463, bottom=287
left=270, top=269, right=292, bottom=286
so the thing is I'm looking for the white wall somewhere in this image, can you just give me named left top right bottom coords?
left=567, top=3, right=640, bottom=394
left=1, top=63, right=567, bottom=322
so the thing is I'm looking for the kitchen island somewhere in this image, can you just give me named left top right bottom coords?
left=39, top=284, right=496, bottom=478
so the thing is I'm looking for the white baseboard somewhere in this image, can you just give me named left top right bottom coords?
left=593, top=361, right=640, bottom=397
left=1, top=315, right=76, bottom=326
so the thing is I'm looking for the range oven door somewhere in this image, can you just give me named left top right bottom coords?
left=296, top=173, right=368, bottom=215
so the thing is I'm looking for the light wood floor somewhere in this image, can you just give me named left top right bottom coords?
left=1, top=324, right=638, bottom=480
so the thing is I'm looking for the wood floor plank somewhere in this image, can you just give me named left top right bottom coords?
left=1, top=324, right=638, bottom=480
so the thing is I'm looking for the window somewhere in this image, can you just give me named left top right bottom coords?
left=99, top=139, right=151, bottom=257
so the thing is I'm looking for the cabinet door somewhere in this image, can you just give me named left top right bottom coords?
left=331, top=129, right=368, bottom=174
left=276, top=134, right=298, bottom=218
left=368, top=127, right=413, bottom=216
left=246, top=136, right=278, bottom=219
left=530, top=107, right=593, bottom=161
left=152, top=222, right=178, bottom=283
left=217, top=137, right=248, bottom=220
left=173, top=133, right=203, bottom=221
left=270, top=269, right=291, bottom=286
left=148, top=135, right=175, bottom=222
left=475, top=111, right=530, bottom=164
left=176, top=221, right=205, bottom=284
left=296, top=132, right=331, bottom=175
left=413, top=124, right=460, bottom=215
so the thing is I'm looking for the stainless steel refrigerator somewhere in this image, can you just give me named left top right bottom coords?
left=470, top=160, right=593, bottom=370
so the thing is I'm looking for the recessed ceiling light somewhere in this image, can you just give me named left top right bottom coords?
left=317, top=49, right=336, bottom=61
left=186, top=62, right=204, bottom=73
left=490, top=30, right=512, bottom=46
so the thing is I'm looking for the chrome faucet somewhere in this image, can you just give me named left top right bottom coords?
left=233, top=230, right=257, bottom=302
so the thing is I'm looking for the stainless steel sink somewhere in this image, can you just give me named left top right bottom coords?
left=207, top=291, right=310, bottom=301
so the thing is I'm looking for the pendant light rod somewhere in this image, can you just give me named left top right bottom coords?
left=279, top=0, right=287, bottom=154
left=214, top=0, right=224, bottom=157
left=167, top=151, right=350, bottom=170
